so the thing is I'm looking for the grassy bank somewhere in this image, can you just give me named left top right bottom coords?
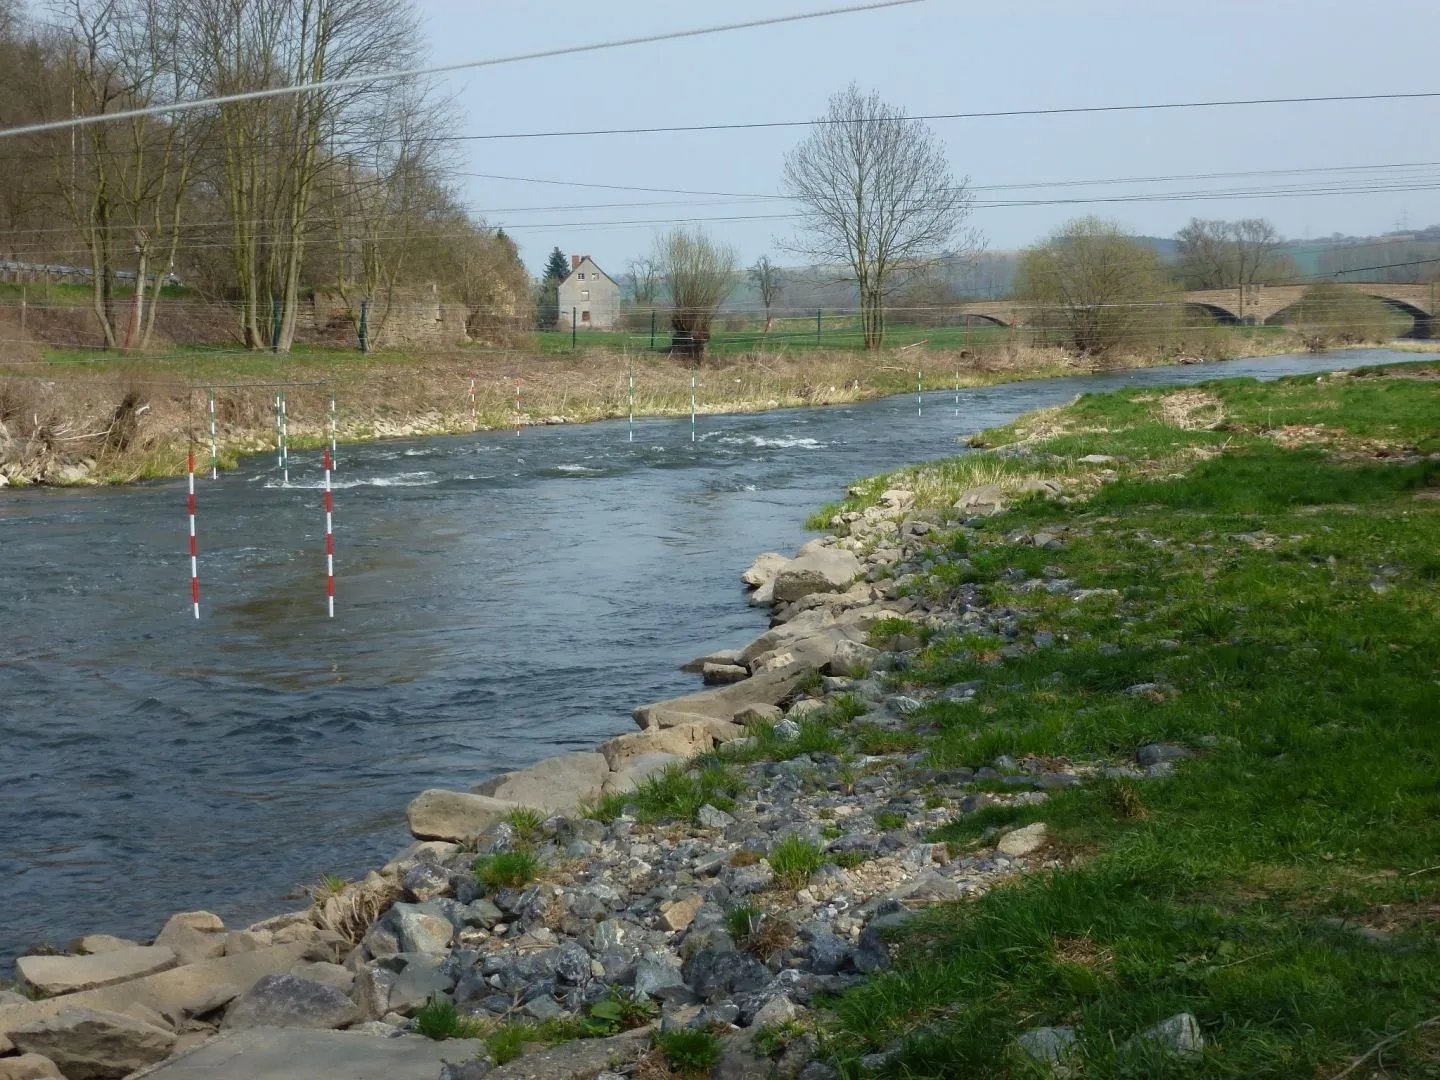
left=0, top=326, right=1299, bottom=487
left=802, top=363, right=1440, bottom=1077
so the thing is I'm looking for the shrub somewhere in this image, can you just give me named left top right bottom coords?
left=726, top=905, right=761, bottom=941
left=769, top=835, right=825, bottom=891
left=473, top=850, right=541, bottom=891
left=414, top=997, right=484, bottom=1040
left=874, top=810, right=907, bottom=831
left=655, top=1028, right=723, bottom=1076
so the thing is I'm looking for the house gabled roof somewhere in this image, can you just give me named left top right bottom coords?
left=562, top=256, right=618, bottom=289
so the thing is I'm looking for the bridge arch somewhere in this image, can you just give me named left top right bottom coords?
left=1264, top=292, right=1434, bottom=338
left=1182, top=301, right=1241, bottom=326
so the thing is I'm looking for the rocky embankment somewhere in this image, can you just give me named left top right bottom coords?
left=0, top=486, right=1186, bottom=1080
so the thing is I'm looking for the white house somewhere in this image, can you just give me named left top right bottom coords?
left=556, top=255, right=620, bottom=331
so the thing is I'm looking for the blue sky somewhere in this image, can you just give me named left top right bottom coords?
left=413, top=0, right=1439, bottom=275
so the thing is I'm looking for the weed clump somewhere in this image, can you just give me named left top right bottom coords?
left=473, top=850, right=541, bottom=891
left=655, top=1028, right=723, bottom=1076
left=769, top=835, right=825, bottom=891
left=414, top=997, right=484, bottom=1040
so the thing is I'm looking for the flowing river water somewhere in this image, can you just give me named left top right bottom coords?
left=0, top=348, right=1431, bottom=964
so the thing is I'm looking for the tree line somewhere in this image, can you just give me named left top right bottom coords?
left=0, top=0, right=528, bottom=350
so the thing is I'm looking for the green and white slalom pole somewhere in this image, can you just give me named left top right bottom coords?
left=329, top=393, right=338, bottom=469
left=208, top=388, right=218, bottom=479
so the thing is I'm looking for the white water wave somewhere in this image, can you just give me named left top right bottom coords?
left=711, top=434, right=823, bottom=450
left=262, top=471, right=436, bottom=490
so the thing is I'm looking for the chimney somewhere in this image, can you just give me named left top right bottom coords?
left=571, top=255, right=581, bottom=271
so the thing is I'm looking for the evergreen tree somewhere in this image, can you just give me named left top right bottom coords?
left=537, top=246, right=570, bottom=329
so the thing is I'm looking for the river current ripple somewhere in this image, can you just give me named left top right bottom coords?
left=0, top=349, right=1430, bottom=963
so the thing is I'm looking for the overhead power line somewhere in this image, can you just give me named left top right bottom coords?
left=0, top=0, right=923, bottom=140
left=421, top=91, right=1440, bottom=143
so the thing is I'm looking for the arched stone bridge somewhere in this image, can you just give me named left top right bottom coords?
left=960, top=281, right=1439, bottom=337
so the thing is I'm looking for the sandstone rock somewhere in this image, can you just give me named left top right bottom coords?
left=747, top=578, right=776, bottom=607
left=69, top=936, right=138, bottom=957
left=742, top=553, right=790, bottom=588
left=682, top=648, right=743, bottom=673
left=155, top=912, right=228, bottom=966
left=401, top=862, right=452, bottom=903
left=385, top=957, right=453, bottom=1017
left=124, top=1028, right=489, bottom=1080
left=771, top=549, right=862, bottom=604
left=633, top=664, right=811, bottom=730
left=406, top=790, right=520, bottom=842
left=954, top=483, right=1006, bottom=516
left=472, top=753, right=610, bottom=815
left=0, top=1053, right=64, bottom=1079
left=223, top=975, right=362, bottom=1031
left=600, top=724, right=713, bottom=772
left=602, top=752, right=682, bottom=796
left=996, top=822, right=1048, bottom=857
left=8, top=1008, right=176, bottom=1080
left=702, top=663, right=749, bottom=685
left=658, top=895, right=704, bottom=933
left=697, top=718, right=748, bottom=743
left=734, top=704, right=782, bottom=726
left=16, top=946, right=178, bottom=997
left=223, top=930, right=273, bottom=955
left=697, top=804, right=736, bottom=830
left=288, top=962, right=354, bottom=993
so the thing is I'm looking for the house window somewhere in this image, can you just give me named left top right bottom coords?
left=581, top=290, right=590, bottom=300
left=577, top=272, right=585, bottom=280
left=582, top=310, right=591, bottom=323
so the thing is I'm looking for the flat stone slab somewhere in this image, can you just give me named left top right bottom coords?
left=16, top=947, right=178, bottom=997
left=133, top=1028, right=488, bottom=1079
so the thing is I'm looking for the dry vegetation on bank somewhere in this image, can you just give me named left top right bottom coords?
left=0, top=327, right=1318, bottom=488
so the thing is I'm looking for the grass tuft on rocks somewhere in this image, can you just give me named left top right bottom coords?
left=413, top=997, right=485, bottom=1041
left=654, top=1028, right=724, bottom=1076
left=473, top=850, right=541, bottom=892
left=769, top=835, right=826, bottom=891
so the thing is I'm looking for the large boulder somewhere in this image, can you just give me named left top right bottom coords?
left=632, top=664, right=812, bottom=731
left=16, top=946, right=178, bottom=997
left=7, top=1008, right=176, bottom=1080
left=471, top=753, right=610, bottom=815
left=0, top=1054, right=64, bottom=1079
left=222, top=975, right=362, bottom=1031
left=599, top=724, right=713, bottom=772
left=771, top=548, right=861, bottom=603
left=155, top=912, right=228, bottom=966
left=405, top=790, right=519, bottom=842
left=741, top=553, right=789, bottom=589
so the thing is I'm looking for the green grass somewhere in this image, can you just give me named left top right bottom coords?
left=582, top=988, right=658, bottom=1036
left=472, top=850, right=541, bottom=891
left=503, top=807, right=546, bottom=845
left=484, top=1018, right=588, bottom=1065
left=413, top=997, right=485, bottom=1040
left=654, top=1028, right=724, bottom=1076
left=808, top=365, right=1440, bottom=1079
left=770, top=835, right=826, bottom=891
left=580, top=762, right=744, bottom=825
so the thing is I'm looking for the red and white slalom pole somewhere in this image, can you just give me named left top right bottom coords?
left=469, top=378, right=477, bottom=430
left=187, top=451, right=200, bottom=619
left=324, top=447, right=335, bottom=618
left=515, top=380, right=522, bottom=436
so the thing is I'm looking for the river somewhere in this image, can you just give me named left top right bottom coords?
left=0, top=348, right=1431, bottom=963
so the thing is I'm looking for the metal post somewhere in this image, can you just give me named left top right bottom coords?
left=955, top=371, right=960, bottom=417
left=275, top=395, right=283, bottom=469
left=650, top=308, right=656, bottom=350
left=917, top=371, right=922, bottom=417
left=329, top=393, right=338, bottom=468
left=359, top=299, right=370, bottom=353
left=628, top=360, right=635, bottom=443
left=271, top=298, right=282, bottom=354
left=572, top=307, right=577, bottom=350
left=690, top=367, right=697, bottom=444
left=816, top=309, right=822, bottom=345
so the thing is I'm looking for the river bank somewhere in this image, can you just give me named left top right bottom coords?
left=4, top=359, right=1436, bottom=1079
left=0, top=332, right=1308, bottom=488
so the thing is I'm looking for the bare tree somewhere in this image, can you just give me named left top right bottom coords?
left=1175, top=217, right=1289, bottom=289
left=191, top=0, right=424, bottom=351
left=781, top=83, right=978, bottom=350
left=748, top=254, right=780, bottom=339
left=1016, top=217, right=1175, bottom=355
left=655, top=226, right=736, bottom=358
left=627, top=255, right=660, bottom=305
